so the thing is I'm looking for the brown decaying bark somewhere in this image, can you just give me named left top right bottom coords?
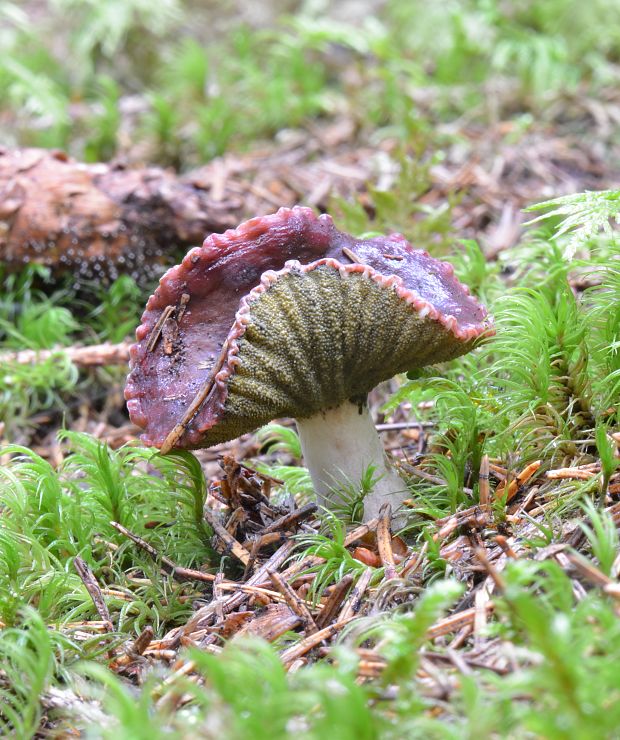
left=0, top=147, right=237, bottom=281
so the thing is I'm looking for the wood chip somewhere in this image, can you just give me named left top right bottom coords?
left=339, top=568, right=373, bottom=621
left=236, top=603, right=302, bottom=642
left=376, top=503, right=397, bottom=580
left=315, top=574, right=354, bottom=630
left=203, top=506, right=252, bottom=566
left=74, top=556, right=113, bottom=633
left=268, top=569, right=318, bottom=635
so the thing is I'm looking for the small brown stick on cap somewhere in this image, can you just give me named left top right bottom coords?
left=341, top=246, right=365, bottom=264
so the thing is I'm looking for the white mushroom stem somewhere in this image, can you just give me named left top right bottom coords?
left=296, top=400, right=410, bottom=524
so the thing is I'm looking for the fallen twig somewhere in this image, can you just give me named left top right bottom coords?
left=280, top=618, right=354, bottom=667
left=399, top=542, right=428, bottom=579
left=401, top=461, right=474, bottom=495
left=110, top=521, right=216, bottom=584
left=565, top=551, right=613, bottom=588
left=0, top=342, right=131, bottom=367
left=479, top=454, right=490, bottom=508
left=427, top=603, right=495, bottom=640
left=110, top=626, right=154, bottom=670
left=236, top=603, right=302, bottom=642
left=74, top=555, right=115, bottom=660
left=259, top=502, right=318, bottom=535
left=546, top=466, right=598, bottom=480
left=474, top=547, right=506, bottom=591
left=181, top=541, right=295, bottom=636
left=496, top=460, right=541, bottom=502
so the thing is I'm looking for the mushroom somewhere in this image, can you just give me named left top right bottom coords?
left=125, top=207, right=492, bottom=522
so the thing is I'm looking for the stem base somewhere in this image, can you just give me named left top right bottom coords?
left=296, top=400, right=409, bottom=524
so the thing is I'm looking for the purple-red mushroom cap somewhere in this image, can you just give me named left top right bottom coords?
left=125, top=206, right=493, bottom=451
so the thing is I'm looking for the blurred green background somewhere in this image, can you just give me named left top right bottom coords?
left=3, top=0, right=619, bottom=166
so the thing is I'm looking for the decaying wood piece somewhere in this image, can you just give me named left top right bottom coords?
left=339, top=567, right=374, bottom=621
left=0, top=147, right=236, bottom=281
left=257, top=502, right=318, bottom=536
left=181, top=540, right=295, bottom=636
left=426, top=603, right=495, bottom=640
left=376, top=503, right=397, bottom=580
left=315, top=574, right=354, bottom=629
left=235, top=603, right=301, bottom=641
left=495, top=460, right=542, bottom=501
left=109, top=626, right=154, bottom=671
left=280, top=618, right=354, bottom=668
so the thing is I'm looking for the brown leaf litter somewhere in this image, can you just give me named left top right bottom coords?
left=59, top=444, right=620, bottom=703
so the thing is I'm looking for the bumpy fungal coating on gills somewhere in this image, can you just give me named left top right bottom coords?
left=125, top=206, right=492, bottom=448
